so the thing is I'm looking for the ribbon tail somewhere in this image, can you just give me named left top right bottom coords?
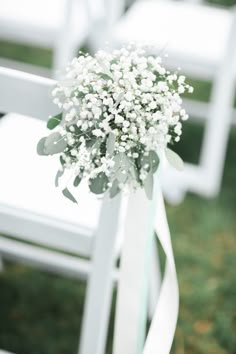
left=143, top=183, right=179, bottom=354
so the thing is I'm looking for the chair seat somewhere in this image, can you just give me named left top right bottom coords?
left=113, top=0, right=233, bottom=69
left=0, top=0, right=88, bottom=47
left=0, top=113, right=102, bottom=235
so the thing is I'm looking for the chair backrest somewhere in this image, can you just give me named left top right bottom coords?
left=0, top=66, right=122, bottom=254
left=0, top=67, right=58, bottom=120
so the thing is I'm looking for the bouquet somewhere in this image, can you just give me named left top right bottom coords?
left=37, top=46, right=192, bottom=201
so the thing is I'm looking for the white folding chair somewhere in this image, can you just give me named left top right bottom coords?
left=0, top=0, right=104, bottom=77
left=0, top=66, right=161, bottom=354
left=92, top=0, right=236, bottom=203
left=0, top=66, right=125, bottom=354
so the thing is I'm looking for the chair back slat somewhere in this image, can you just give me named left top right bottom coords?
left=0, top=67, right=58, bottom=120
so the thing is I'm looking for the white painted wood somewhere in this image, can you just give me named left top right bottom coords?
left=0, top=236, right=91, bottom=280
left=199, top=12, right=236, bottom=196
left=183, top=98, right=236, bottom=126
left=0, top=58, right=52, bottom=78
left=112, top=1, right=233, bottom=65
left=0, top=0, right=90, bottom=75
left=0, top=255, right=4, bottom=272
left=0, top=203, right=94, bottom=257
left=79, top=194, right=122, bottom=354
left=0, top=236, right=119, bottom=283
left=0, top=67, right=57, bottom=119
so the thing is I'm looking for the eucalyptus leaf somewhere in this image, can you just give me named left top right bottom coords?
left=55, top=169, right=64, bottom=187
left=110, top=179, right=120, bottom=198
left=117, top=168, right=127, bottom=183
left=131, top=164, right=139, bottom=182
left=113, top=153, right=122, bottom=172
left=149, top=150, right=159, bottom=173
left=144, top=170, right=154, bottom=200
left=76, top=91, right=86, bottom=99
left=110, top=59, right=119, bottom=65
left=73, top=175, right=82, bottom=187
left=86, top=138, right=97, bottom=148
left=114, top=92, right=124, bottom=108
left=138, top=150, right=159, bottom=173
left=138, top=153, right=150, bottom=171
left=44, top=132, right=67, bottom=155
left=113, top=153, right=131, bottom=183
left=97, top=72, right=113, bottom=81
left=122, top=153, right=132, bottom=170
left=91, top=139, right=102, bottom=153
left=165, top=148, right=184, bottom=171
left=106, top=132, right=116, bottom=156
left=47, top=112, right=63, bottom=130
left=62, top=188, right=77, bottom=203
left=89, top=172, right=109, bottom=194
left=60, top=155, right=65, bottom=166
left=37, top=137, right=47, bottom=156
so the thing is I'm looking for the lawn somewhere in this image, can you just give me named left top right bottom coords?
left=0, top=2, right=236, bottom=353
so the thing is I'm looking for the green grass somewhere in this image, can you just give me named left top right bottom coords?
left=0, top=4, right=236, bottom=352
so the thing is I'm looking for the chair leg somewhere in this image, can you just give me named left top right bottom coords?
left=79, top=196, right=121, bottom=354
left=0, top=255, right=4, bottom=272
left=148, top=239, right=162, bottom=319
left=199, top=10, right=236, bottom=197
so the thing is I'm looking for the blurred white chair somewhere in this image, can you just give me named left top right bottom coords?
left=94, top=0, right=236, bottom=203
left=0, top=66, right=161, bottom=354
left=0, top=0, right=104, bottom=77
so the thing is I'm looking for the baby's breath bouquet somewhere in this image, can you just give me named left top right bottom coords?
left=37, top=46, right=192, bottom=202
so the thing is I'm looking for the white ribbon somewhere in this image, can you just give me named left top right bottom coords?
left=113, top=179, right=179, bottom=354
left=143, top=182, right=179, bottom=354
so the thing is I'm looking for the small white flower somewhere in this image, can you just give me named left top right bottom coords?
left=115, top=115, right=124, bottom=124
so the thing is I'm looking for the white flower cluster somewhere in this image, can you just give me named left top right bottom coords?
left=38, top=46, right=192, bottom=199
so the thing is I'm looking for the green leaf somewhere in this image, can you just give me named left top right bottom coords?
left=75, top=91, right=86, bottom=99
left=60, top=155, right=65, bottom=166
left=110, top=59, right=119, bottom=65
left=138, top=150, right=159, bottom=173
left=144, top=170, right=154, bottom=200
left=165, top=148, right=184, bottom=171
left=110, top=179, right=120, bottom=198
left=62, top=188, right=77, bottom=203
left=149, top=150, right=159, bottom=173
left=138, top=153, right=150, bottom=171
left=113, top=153, right=131, bottom=183
left=44, top=132, right=67, bottom=155
left=73, top=175, right=82, bottom=187
left=97, top=72, right=113, bottom=81
left=37, top=137, right=47, bottom=156
left=47, top=113, right=63, bottom=130
left=131, top=164, right=140, bottom=183
left=89, top=172, right=109, bottom=194
left=113, top=153, right=122, bottom=171
left=106, top=132, right=116, bottom=156
left=91, top=139, right=102, bottom=154
left=86, top=138, right=97, bottom=148
left=55, top=170, right=64, bottom=187
left=117, top=168, right=127, bottom=183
